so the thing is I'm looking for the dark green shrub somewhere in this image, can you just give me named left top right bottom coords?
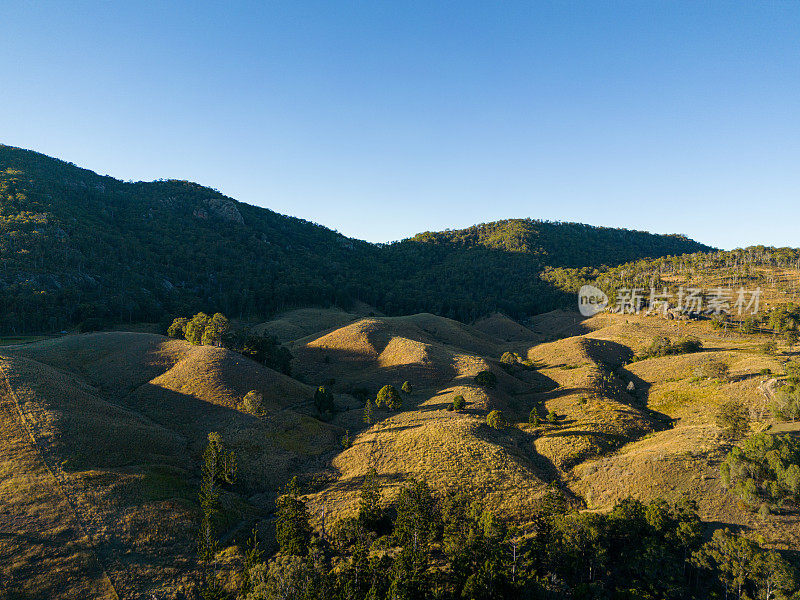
left=715, top=400, right=748, bottom=440
left=341, top=430, right=352, bottom=449
left=486, top=410, right=506, bottom=430
left=276, top=478, right=312, bottom=555
left=376, top=385, right=402, bottom=410
left=761, top=339, right=778, bottom=355
left=500, top=351, right=519, bottom=364
left=702, top=360, right=730, bottom=382
left=475, top=370, right=497, bottom=388
left=314, top=386, right=335, bottom=414
left=739, top=316, right=759, bottom=334
left=240, top=390, right=263, bottom=416
left=451, top=395, right=466, bottom=411
left=639, top=335, right=701, bottom=359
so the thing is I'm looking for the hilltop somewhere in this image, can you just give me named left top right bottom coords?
left=3, top=142, right=800, bottom=599
left=5, top=298, right=800, bottom=597
left=0, top=331, right=346, bottom=599
left=0, top=143, right=713, bottom=333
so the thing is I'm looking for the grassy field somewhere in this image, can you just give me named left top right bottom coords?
left=3, top=302, right=800, bottom=596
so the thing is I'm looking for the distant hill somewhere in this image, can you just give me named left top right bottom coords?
left=407, top=218, right=709, bottom=267
left=0, top=143, right=714, bottom=333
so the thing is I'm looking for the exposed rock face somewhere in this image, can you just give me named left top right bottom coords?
left=193, top=197, right=244, bottom=224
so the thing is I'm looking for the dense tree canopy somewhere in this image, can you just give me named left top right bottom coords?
left=721, top=433, right=800, bottom=510
left=225, top=481, right=798, bottom=600
left=0, top=144, right=715, bottom=333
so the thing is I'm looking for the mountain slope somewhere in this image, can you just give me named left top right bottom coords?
left=0, top=332, right=343, bottom=599
left=0, top=143, right=713, bottom=333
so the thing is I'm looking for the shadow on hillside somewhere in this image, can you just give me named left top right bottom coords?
left=118, top=382, right=338, bottom=497
left=582, top=338, right=634, bottom=369
left=292, top=344, right=459, bottom=395
left=543, top=430, right=626, bottom=443
left=528, top=310, right=597, bottom=341
left=581, top=338, right=676, bottom=429
left=317, top=470, right=408, bottom=495
left=472, top=423, right=562, bottom=486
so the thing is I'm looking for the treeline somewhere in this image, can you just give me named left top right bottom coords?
left=199, top=465, right=798, bottom=599
left=0, top=144, right=713, bottom=333
left=543, top=246, right=800, bottom=304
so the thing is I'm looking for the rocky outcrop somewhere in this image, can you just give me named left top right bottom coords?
left=193, top=197, right=244, bottom=224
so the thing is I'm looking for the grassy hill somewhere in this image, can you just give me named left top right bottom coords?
left=3, top=295, right=800, bottom=596
left=0, top=143, right=713, bottom=333
left=4, top=142, right=800, bottom=598
left=0, top=332, right=345, bottom=599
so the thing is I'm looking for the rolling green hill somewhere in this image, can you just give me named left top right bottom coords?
left=0, top=143, right=713, bottom=333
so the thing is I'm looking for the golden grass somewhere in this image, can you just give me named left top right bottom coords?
left=252, top=307, right=363, bottom=342
left=0, top=333, right=344, bottom=598
left=306, top=409, right=550, bottom=524
left=5, top=305, right=800, bottom=596
left=472, top=312, right=541, bottom=343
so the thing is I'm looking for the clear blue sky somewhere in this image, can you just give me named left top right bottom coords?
left=2, top=1, right=799, bottom=249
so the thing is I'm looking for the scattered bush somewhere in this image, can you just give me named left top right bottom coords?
left=475, top=370, right=497, bottom=388
left=710, top=315, right=729, bottom=330
left=376, top=385, right=402, bottom=410
left=167, top=317, right=188, bottom=339
left=168, top=312, right=229, bottom=346
left=528, top=409, right=539, bottom=425
left=771, top=366, right=800, bottom=421
left=197, top=432, right=236, bottom=563
left=761, top=339, right=778, bottom=355
left=401, top=381, right=413, bottom=394
left=638, top=335, right=702, bottom=359
left=486, top=410, right=506, bottom=430
left=314, top=386, right=335, bottom=414
left=239, top=390, right=264, bottom=416
left=786, top=362, right=800, bottom=383
left=241, top=335, right=293, bottom=374
left=701, top=360, right=730, bottom=382
left=771, top=390, right=800, bottom=422
left=715, top=400, right=749, bottom=440
left=766, top=303, right=800, bottom=334
left=499, top=352, right=527, bottom=372
left=362, top=399, right=374, bottom=425
left=739, top=316, right=759, bottom=334
left=673, top=336, right=703, bottom=353
left=451, top=395, right=466, bottom=411
left=275, top=477, right=312, bottom=556
left=546, top=411, right=558, bottom=423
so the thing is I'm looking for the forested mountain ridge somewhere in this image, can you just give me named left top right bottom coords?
left=0, top=143, right=713, bottom=332
left=408, top=218, right=711, bottom=267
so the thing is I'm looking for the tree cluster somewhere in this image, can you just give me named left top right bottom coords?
left=637, top=335, right=702, bottom=360
left=721, top=432, right=800, bottom=512
left=229, top=477, right=798, bottom=600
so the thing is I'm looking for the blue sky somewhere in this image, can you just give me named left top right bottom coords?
left=2, top=1, right=798, bottom=249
